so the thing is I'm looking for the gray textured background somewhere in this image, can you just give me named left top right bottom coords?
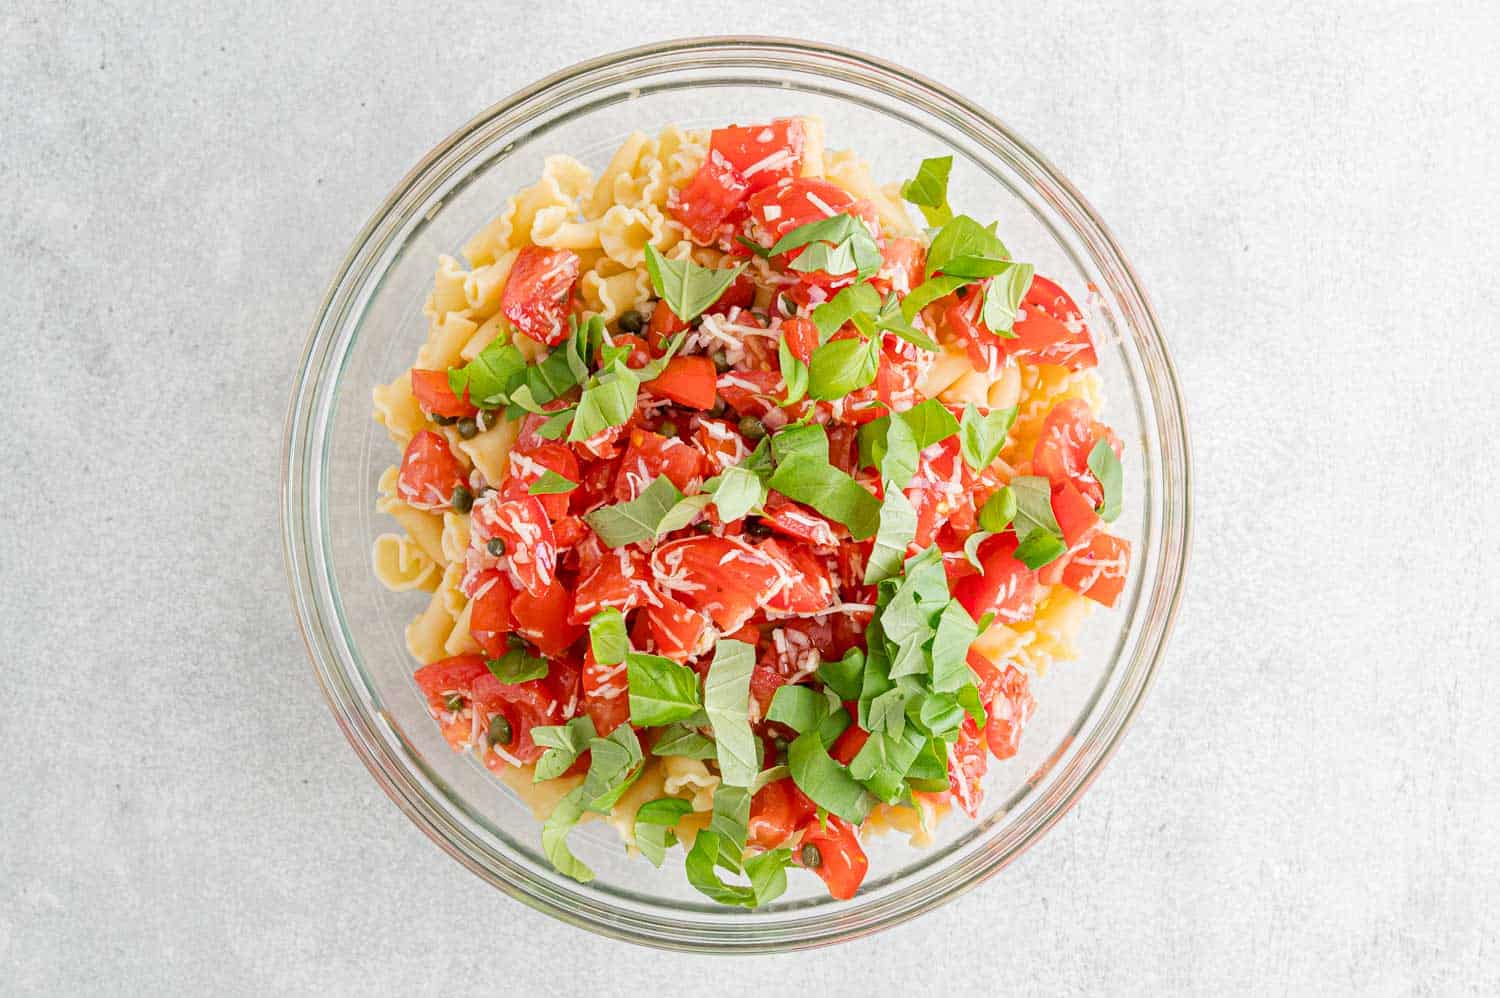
left=4, top=1, right=1498, bottom=994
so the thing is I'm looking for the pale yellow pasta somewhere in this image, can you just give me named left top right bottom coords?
left=371, top=372, right=426, bottom=446
left=375, top=493, right=446, bottom=565
left=460, top=312, right=508, bottom=362
left=506, top=155, right=595, bottom=246
left=416, top=310, right=478, bottom=371
left=864, top=795, right=949, bottom=847
left=530, top=205, right=603, bottom=251
left=1006, top=364, right=1104, bottom=462
left=824, top=148, right=917, bottom=236
left=461, top=247, right=518, bottom=320
left=405, top=589, right=457, bottom=665
left=608, top=761, right=670, bottom=847
left=939, top=368, right=996, bottom=408
left=584, top=130, right=651, bottom=219
left=660, top=755, right=719, bottom=812
left=656, top=125, right=708, bottom=189
left=455, top=416, right=519, bottom=487
left=425, top=254, right=470, bottom=318
left=371, top=533, right=441, bottom=592
left=499, top=765, right=585, bottom=821
left=440, top=511, right=470, bottom=564
left=597, top=203, right=679, bottom=269
left=580, top=266, right=652, bottom=322
left=437, top=561, right=466, bottom=620
left=443, top=600, right=481, bottom=657
left=798, top=116, right=826, bottom=177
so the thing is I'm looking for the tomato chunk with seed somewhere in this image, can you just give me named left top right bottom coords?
left=581, top=648, right=630, bottom=736
left=796, top=815, right=868, bottom=900
left=509, top=578, right=583, bottom=657
left=762, top=540, right=834, bottom=615
left=710, top=119, right=805, bottom=193
left=645, top=355, right=719, bottom=410
left=647, top=591, right=712, bottom=663
left=1032, top=399, right=1123, bottom=507
left=952, top=532, right=1040, bottom=625
left=570, top=547, right=652, bottom=623
left=984, top=664, right=1036, bottom=760
left=651, top=535, right=783, bottom=632
left=410, top=369, right=477, bottom=418
left=670, top=151, right=751, bottom=244
left=413, top=655, right=489, bottom=711
left=503, top=443, right=580, bottom=520
left=947, top=716, right=989, bottom=817
left=468, top=577, right=514, bottom=659
left=748, top=777, right=817, bottom=850
left=470, top=494, right=557, bottom=598
left=614, top=429, right=706, bottom=501
left=1009, top=275, right=1098, bottom=369
left=1060, top=532, right=1131, bottom=607
left=397, top=430, right=467, bottom=511
left=502, top=246, right=580, bottom=346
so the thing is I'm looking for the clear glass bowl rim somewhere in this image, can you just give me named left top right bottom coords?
left=281, top=35, right=1192, bottom=953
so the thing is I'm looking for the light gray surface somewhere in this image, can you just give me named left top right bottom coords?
left=3, top=1, right=1497, bottom=993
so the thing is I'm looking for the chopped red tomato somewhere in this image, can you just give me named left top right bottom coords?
left=692, top=417, right=750, bottom=475
left=601, top=334, right=652, bottom=370
left=715, top=368, right=784, bottom=419
left=952, top=532, right=1041, bottom=625
left=409, top=368, right=477, bottom=418
left=1050, top=478, right=1103, bottom=549
left=762, top=539, right=834, bottom=615
left=670, top=151, right=751, bottom=244
left=397, top=430, right=467, bottom=511
left=581, top=649, right=630, bottom=735
left=468, top=577, right=514, bottom=659
left=705, top=271, right=758, bottom=316
left=1032, top=399, right=1123, bottom=507
left=503, top=443, right=580, bottom=520
left=470, top=494, right=557, bottom=598
left=779, top=316, right=819, bottom=365
left=1008, top=275, right=1098, bottom=369
left=651, top=535, right=784, bottom=632
left=509, top=579, right=583, bottom=657
left=645, top=301, right=689, bottom=352
left=1060, top=532, right=1131, bottom=607
left=471, top=672, right=557, bottom=764
left=570, top=547, right=653, bottom=623
left=745, top=177, right=858, bottom=253
left=796, top=815, right=868, bottom=900
left=747, top=777, right=817, bottom=850
left=710, top=119, right=805, bottom=193
left=947, top=715, right=988, bottom=817
left=984, top=664, right=1035, bottom=760
left=647, top=591, right=712, bottom=663
left=413, top=655, right=489, bottom=712
left=501, top=246, right=580, bottom=346
left=943, top=286, right=1005, bottom=374
left=761, top=495, right=839, bottom=548
left=830, top=721, right=869, bottom=766
left=871, top=236, right=926, bottom=298
left=645, top=355, right=718, bottom=410
left=614, top=428, right=706, bottom=500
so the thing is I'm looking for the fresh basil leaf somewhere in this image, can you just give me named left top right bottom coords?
left=930, top=600, right=979, bottom=692
left=817, top=705, right=852, bottom=750
left=658, top=493, right=714, bottom=535
left=643, top=243, right=746, bottom=324
left=810, top=283, right=881, bottom=343
left=587, top=607, right=627, bottom=667
left=579, top=724, right=645, bottom=813
left=879, top=411, right=920, bottom=490
left=506, top=384, right=549, bottom=415
left=788, top=235, right=881, bottom=280
left=900, top=155, right=954, bottom=227
left=778, top=336, right=809, bottom=406
left=704, top=640, right=758, bottom=787
left=962, top=530, right=994, bottom=571
left=535, top=408, right=576, bottom=440
left=448, top=338, right=529, bottom=409
left=770, top=422, right=829, bottom=464
left=1014, top=527, right=1068, bottom=569
left=1088, top=437, right=1123, bottom=522
left=807, top=334, right=880, bottom=401
left=735, top=235, right=772, bottom=258
left=848, top=726, right=925, bottom=803
left=817, top=648, right=866, bottom=701
left=905, top=737, right=950, bottom=791
left=707, top=784, right=753, bottom=869
left=787, top=730, right=873, bottom=823
left=873, top=294, right=939, bottom=352
left=901, top=399, right=961, bottom=449
left=901, top=274, right=972, bottom=323
left=864, top=487, right=917, bottom=585
left=633, top=797, right=694, bottom=867
left=650, top=723, right=718, bottom=760
left=633, top=330, right=688, bottom=382
left=708, top=464, right=766, bottom=523
left=541, top=786, right=594, bottom=882
left=980, top=262, right=1034, bottom=338
left=627, top=652, right=703, bottom=727
left=684, top=831, right=790, bottom=908
left=768, top=213, right=868, bottom=256
left=978, top=486, right=1017, bottom=533
left=528, top=470, right=578, bottom=495
left=1010, top=475, right=1062, bottom=542
left=532, top=715, right=598, bottom=783
left=925, top=215, right=1010, bottom=279
left=866, top=686, right=907, bottom=737
left=583, top=475, right=685, bottom=547
left=568, top=362, right=639, bottom=443
left=911, top=690, right=966, bottom=740
left=485, top=647, right=549, bottom=684
left=956, top=682, right=987, bottom=729
left=767, top=457, right=881, bottom=540
left=958, top=403, right=1017, bottom=471
left=750, top=764, right=791, bottom=794
left=766, top=685, right=833, bottom=733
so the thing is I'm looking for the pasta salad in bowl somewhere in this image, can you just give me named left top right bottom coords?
left=285, top=38, right=1189, bottom=950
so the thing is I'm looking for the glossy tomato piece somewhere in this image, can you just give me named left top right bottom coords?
left=796, top=815, right=868, bottom=901
left=704, top=270, right=758, bottom=316
left=651, top=535, right=784, bottom=632
left=830, top=721, right=869, bottom=766
left=871, top=236, right=925, bottom=298
left=692, top=417, right=750, bottom=475
left=779, top=316, right=819, bottom=366
left=947, top=715, right=988, bottom=817
left=1060, top=532, right=1131, bottom=607
left=645, top=301, right=689, bottom=353
left=747, top=777, right=817, bottom=850
left=503, top=443, right=580, bottom=520
left=581, top=648, right=630, bottom=736
left=760, top=495, right=839, bottom=548
left=762, top=540, right=834, bottom=615
left=410, top=368, right=477, bottom=418
left=984, top=663, right=1035, bottom=760
left=1008, top=275, right=1097, bottom=369
left=502, top=246, right=580, bottom=347
left=710, top=118, right=805, bottom=193
left=570, top=547, right=653, bottom=623
left=644, top=355, right=719, bottom=410
left=470, top=494, right=557, bottom=598
left=509, top=579, right=583, bottom=657
left=715, top=368, right=784, bottom=419
left=413, top=655, right=489, bottom=712
left=646, top=591, right=712, bottom=663
left=952, top=532, right=1041, bottom=626
left=471, top=672, right=557, bottom=764
left=670, top=150, right=751, bottom=244
left=744, top=177, right=857, bottom=251
left=614, top=428, right=706, bottom=501
left=468, top=576, right=514, bottom=659
left=1032, top=399, right=1123, bottom=507
left=397, top=430, right=467, bottom=511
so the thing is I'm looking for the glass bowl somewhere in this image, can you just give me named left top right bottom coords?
left=281, top=36, right=1191, bottom=952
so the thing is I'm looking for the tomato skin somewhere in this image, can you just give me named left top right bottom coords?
left=952, top=532, right=1041, bottom=625
left=748, top=777, right=817, bottom=850
left=705, top=271, right=757, bottom=316
left=503, top=443, right=580, bottom=520
left=645, top=355, right=719, bottom=410
left=779, top=316, right=819, bottom=365
left=510, top=579, right=584, bottom=657
left=397, top=430, right=467, bottom=511
left=692, top=417, right=750, bottom=475
left=1032, top=399, right=1123, bottom=507
left=714, top=368, right=784, bottom=419
left=1060, top=532, right=1131, bottom=607
left=871, top=236, right=925, bottom=298
left=470, top=495, right=557, bottom=598
left=761, top=495, right=839, bottom=548
left=745, top=178, right=858, bottom=251
left=651, top=535, right=784, bottom=632
left=670, top=150, right=751, bottom=244
left=581, top=649, right=630, bottom=735
left=410, top=369, right=478, bottom=418
left=470, top=672, right=556, bottom=764
left=570, top=547, right=652, bottom=623
left=1009, top=275, right=1098, bottom=370
left=984, top=664, right=1035, bottom=760
left=830, top=722, right=869, bottom=766
left=602, top=334, right=652, bottom=370
left=645, top=302, right=689, bottom=352
left=796, top=815, right=868, bottom=901
left=762, top=539, right=834, bottom=615
left=468, top=577, right=514, bottom=659
left=709, top=118, right=805, bottom=193
left=614, top=429, right=707, bottom=501
left=413, top=655, right=489, bottom=711
left=502, top=246, right=581, bottom=347
left=647, top=591, right=712, bottom=663
left=947, top=715, right=989, bottom=817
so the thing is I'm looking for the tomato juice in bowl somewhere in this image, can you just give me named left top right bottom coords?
left=282, top=37, right=1190, bottom=951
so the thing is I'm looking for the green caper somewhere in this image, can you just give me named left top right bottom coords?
left=658, top=420, right=678, bottom=438
left=456, top=417, right=479, bottom=439
left=709, top=398, right=728, bottom=418
left=450, top=484, right=474, bottom=513
left=617, top=309, right=645, bottom=333
left=443, top=693, right=465, bottom=712
left=431, top=412, right=458, bottom=426
left=800, top=843, right=823, bottom=868
left=507, top=633, right=527, bottom=651
left=743, top=517, right=772, bottom=539
left=488, top=714, right=514, bottom=746
left=711, top=351, right=731, bottom=373
left=486, top=537, right=506, bottom=557
left=737, top=416, right=767, bottom=441
left=694, top=520, right=715, bottom=534
left=480, top=408, right=504, bottom=430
